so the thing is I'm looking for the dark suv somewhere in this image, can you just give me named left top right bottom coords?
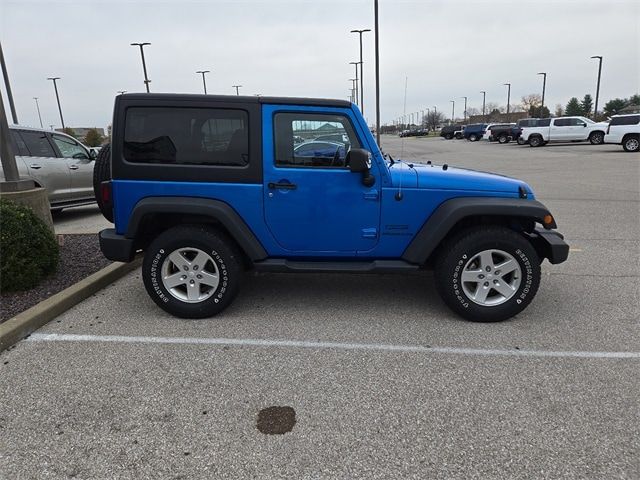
left=97, top=93, right=568, bottom=322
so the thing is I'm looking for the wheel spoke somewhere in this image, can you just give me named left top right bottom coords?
left=199, top=271, right=218, bottom=287
left=163, top=272, right=185, bottom=289
left=169, top=251, right=187, bottom=269
left=493, top=281, right=515, bottom=299
left=187, top=282, right=200, bottom=301
left=473, top=284, right=490, bottom=303
left=495, top=259, right=518, bottom=276
left=461, top=269, right=483, bottom=283
left=192, top=251, right=210, bottom=269
left=478, top=251, right=494, bottom=270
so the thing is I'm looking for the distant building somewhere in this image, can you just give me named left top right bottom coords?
left=468, top=112, right=529, bottom=124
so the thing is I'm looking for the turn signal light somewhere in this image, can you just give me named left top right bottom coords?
left=543, top=214, right=554, bottom=225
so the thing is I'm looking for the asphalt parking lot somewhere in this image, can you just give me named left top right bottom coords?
left=1, top=137, right=638, bottom=479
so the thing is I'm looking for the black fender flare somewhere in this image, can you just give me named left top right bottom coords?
left=401, top=197, right=556, bottom=264
left=126, top=197, right=268, bottom=261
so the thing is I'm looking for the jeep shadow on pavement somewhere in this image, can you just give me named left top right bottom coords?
left=96, top=93, right=569, bottom=322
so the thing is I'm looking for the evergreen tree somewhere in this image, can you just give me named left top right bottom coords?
left=604, top=98, right=627, bottom=116
left=565, top=97, right=582, bottom=116
left=580, top=94, right=593, bottom=117
left=84, top=128, right=103, bottom=147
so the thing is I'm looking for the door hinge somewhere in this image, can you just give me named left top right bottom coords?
left=363, top=189, right=379, bottom=201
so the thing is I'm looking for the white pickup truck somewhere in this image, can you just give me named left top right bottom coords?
left=521, top=116, right=608, bottom=147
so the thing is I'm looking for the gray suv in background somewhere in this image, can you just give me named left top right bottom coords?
left=4, top=126, right=97, bottom=212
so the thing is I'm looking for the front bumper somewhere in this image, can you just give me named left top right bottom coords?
left=530, top=229, right=569, bottom=264
left=99, top=228, right=136, bottom=262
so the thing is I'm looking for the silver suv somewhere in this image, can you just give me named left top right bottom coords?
left=4, top=126, right=97, bottom=211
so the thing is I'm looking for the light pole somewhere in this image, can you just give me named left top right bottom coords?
left=196, top=70, right=210, bottom=94
left=537, top=72, right=546, bottom=117
left=117, top=90, right=127, bottom=95
left=47, top=77, right=65, bottom=129
left=0, top=41, right=18, bottom=124
left=504, top=83, right=511, bottom=122
left=350, top=28, right=370, bottom=114
left=349, top=61, right=360, bottom=108
left=349, top=79, right=358, bottom=103
left=461, top=96, right=467, bottom=122
left=130, top=42, right=151, bottom=92
left=591, top=56, right=603, bottom=120
left=33, top=97, right=43, bottom=128
left=480, top=91, right=486, bottom=121
left=232, top=85, right=242, bottom=95
left=450, top=100, right=455, bottom=124
left=373, top=0, right=381, bottom=145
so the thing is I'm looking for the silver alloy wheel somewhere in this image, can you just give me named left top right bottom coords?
left=460, top=249, right=522, bottom=307
left=161, top=247, right=219, bottom=303
left=625, top=138, right=639, bottom=151
left=591, top=132, right=604, bottom=144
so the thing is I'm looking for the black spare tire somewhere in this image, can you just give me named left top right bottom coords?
left=92, top=144, right=113, bottom=222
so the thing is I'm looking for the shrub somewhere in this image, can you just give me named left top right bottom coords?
left=0, top=199, right=59, bottom=292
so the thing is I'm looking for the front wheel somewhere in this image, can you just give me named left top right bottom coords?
left=498, top=134, right=510, bottom=144
left=469, top=134, right=478, bottom=142
left=589, top=131, right=605, bottom=145
left=434, top=227, right=541, bottom=322
left=623, top=135, right=639, bottom=152
left=142, top=225, right=243, bottom=318
left=528, top=136, right=543, bottom=147
left=517, top=137, right=526, bottom=145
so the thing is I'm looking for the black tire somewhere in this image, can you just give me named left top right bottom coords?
left=528, top=136, right=543, bottom=147
left=469, top=134, right=478, bottom=142
left=445, top=134, right=454, bottom=140
left=622, top=134, right=639, bottom=152
left=92, top=144, right=113, bottom=222
left=517, top=137, right=526, bottom=145
left=142, top=225, right=243, bottom=318
left=455, top=133, right=463, bottom=139
left=589, top=131, right=605, bottom=145
left=498, top=134, right=509, bottom=144
left=434, top=226, right=541, bottom=322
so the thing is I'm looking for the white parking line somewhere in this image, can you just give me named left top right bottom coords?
left=26, top=333, right=640, bottom=360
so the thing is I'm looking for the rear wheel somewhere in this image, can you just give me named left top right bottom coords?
left=469, top=134, right=478, bottom=142
left=445, top=134, right=454, bottom=140
left=142, top=225, right=243, bottom=318
left=589, top=131, right=605, bottom=145
left=498, top=134, right=510, bottom=144
left=622, top=135, right=639, bottom=152
left=528, top=136, right=543, bottom=147
left=517, top=137, right=526, bottom=145
left=434, top=227, right=541, bottom=322
left=92, top=144, right=113, bottom=222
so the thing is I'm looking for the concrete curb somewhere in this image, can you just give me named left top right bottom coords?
left=0, top=258, right=142, bottom=352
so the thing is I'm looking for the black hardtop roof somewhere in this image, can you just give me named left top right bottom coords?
left=119, top=93, right=351, bottom=108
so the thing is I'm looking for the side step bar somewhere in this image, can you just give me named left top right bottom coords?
left=253, top=259, right=420, bottom=274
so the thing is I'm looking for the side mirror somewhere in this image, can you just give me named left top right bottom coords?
left=89, top=149, right=98, bottom=159
left=346, top=148, right=375, bottom=187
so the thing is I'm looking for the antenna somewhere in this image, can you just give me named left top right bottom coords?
left=396, top=76, right=408, bottom=201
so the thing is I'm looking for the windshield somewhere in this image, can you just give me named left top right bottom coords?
left=583, top=117, right=595, bottom=124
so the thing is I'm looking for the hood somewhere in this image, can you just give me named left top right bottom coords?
left=388, top=161, right=534, bottom=196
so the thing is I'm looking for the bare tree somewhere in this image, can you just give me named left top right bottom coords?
left=521, top=93, right=542, bottom=115
left=425, top=111, right=446, bottom=131
left=554, top=104, right=564, bottom=117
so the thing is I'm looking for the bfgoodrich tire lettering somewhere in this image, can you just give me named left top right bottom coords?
left=142, top=225, right=242, bottom=318
left=434, top=226, right=541, bottom=322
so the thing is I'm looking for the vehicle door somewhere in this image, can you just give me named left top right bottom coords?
left=263, top=107, right=381, bottom=254
left=550, top=118, right=570, bottom=141
left=569, top=118, right=589, bottom=140
left=7, top=130, right=32, bottom=177
left=50, top=133, right=95, bottom=200
left=17, top=130, right=71, bottom=203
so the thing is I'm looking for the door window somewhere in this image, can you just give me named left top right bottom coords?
left=274, top=113, right=361, bottom=168
left=553, top=119, right=570, bottom=127
left=18, top=131, right=57, bottom=157
left=10, top=131, right=30, bottom=156
left=52, top=134, right=89, bottom=159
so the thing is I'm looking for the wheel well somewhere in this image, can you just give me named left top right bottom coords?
left=622, top=133, right=639, bottom=141
left=590, top=130, right=605, bottom=136
left=424, top=215, right=537, bottom=267
left=132, top=212, right=252, bottom=268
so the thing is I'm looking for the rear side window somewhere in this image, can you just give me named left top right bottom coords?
left=9, top=131, right=30, bottom=156
left=536, top=119, right=551, bottom=127
left=18, top=131, right=57, bottom=157
left=124, top=107, right=248, bottom=166
left=610, top=115, right=640, bottom=126
left=553, top=119, right=570, bottom=127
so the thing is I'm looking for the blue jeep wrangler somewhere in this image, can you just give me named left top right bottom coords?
left=96, top=93, right=568, bottom=322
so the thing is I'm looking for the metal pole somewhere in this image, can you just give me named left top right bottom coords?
left=461, top=96, right=467, bottom=122
left=0, top=41, right=18, bottom=124
left=233, top=85, right=242, bottom=95
left=591, top=56, right=602, bottom=120
left=33, top=97, right=43, bottom=128
left=450, top=100, right=455, bottom=124
left=196, top=70, right=210, bottom=94
left=504, top=83, right=511, bottom=122
left=480, top=91, right=486, bottom=121
left=131, top=42, right=151, bottom=92
left=373, top=0, right=381, bottom=146
left=351, top=29, right=370, bottom=115
left=0, top=90, right=20, bottom=181
left=350, top=62, right=359, bottom=108
left=47, top=77, right=65, bottom=129
left=537, top=73, right=546, bottom=117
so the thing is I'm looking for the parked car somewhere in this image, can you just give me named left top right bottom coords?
left=482, top=123, right=514, bottom=142
left=314, top=133, right=349, bottom=144
left=604, top=113, right=640, bottom=152
left=488, top=124, right=518, bottom=144
left=520, top=116, right=608, bottom=147
left=515, top=119, right=540, bottom=144
left=3, top=126, right=97, bottom=211
left=439, top=125, right=460, bottom=139
left=463, top=123, right=488, bottom=142
left=293, top=141, right=347, bottom=165
left=96, top=93, right=568, bottom=323
left=454, top=125, right=465, bottom=139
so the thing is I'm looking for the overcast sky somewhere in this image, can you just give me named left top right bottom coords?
left=1, top=0, right=638, bottom=130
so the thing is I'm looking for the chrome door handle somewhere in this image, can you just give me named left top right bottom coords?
left=29, top=164, right=42, bottom=169
left=69, top=165, right=79, bottom=170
